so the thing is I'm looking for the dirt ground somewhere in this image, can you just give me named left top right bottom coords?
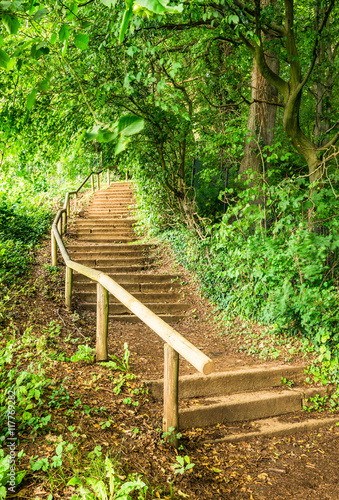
left=2, top=200, right=339, bottom=499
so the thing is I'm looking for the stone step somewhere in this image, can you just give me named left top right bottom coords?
left=81, top=302, right=189, bottom=314
left=75, top=291, right=183, bottom=302
left=86, top=210, right=133, bottom=214
left=73, top=273, right=178, bottom=283
left=108, top=314, right=184, bottom=324
left=178, top=386, right=329, bottom=429
left=76, top=281, right=180, bottom=293
left=74, top=258, right=148, bottom=266
left=74, top=236, right=135, bottom=243
left=76, top=265, right=145, bottom=273
left=71, top=219, right=137, bottom=225
left=68, top=251, right=150, bottom=260
left=67, top=244, right=154, bottom=251
left=146, top=365, right=307, bottom=400
left=85, top=215, right=134, bottom=219
left=72, top=229, right=136, bottom=236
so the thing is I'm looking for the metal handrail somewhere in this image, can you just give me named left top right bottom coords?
left=51, top=168, right=214, bottom=440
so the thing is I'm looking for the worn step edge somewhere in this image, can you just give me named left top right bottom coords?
left=108, top=314, right=185, bottom=324
left=81, top=302, right=189, bottom=314
left=178, top=387, right=329, bottom=429
left=75, top=292, right=183, bottom=302
left=73, top=274, right=179, bottom=283
left=145, top=365, right=307, bottom=400
left=205, top=416, right=339, bottom=443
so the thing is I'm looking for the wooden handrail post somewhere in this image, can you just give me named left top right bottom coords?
left=65, top=266, right=73, bottom=308
left=58, top=217, right=62, bottom=236
left=96, top=283, right=108, bottom=361
left=163, top=344, right=179, bottom=447
left=66, top=197, right=70, bottom=218
left=51, top=230, right=57, bottom=266
left=107, top=169, right=110, bottom=186
left=96, top=173, right=100, bottom=191
left=91, top=174, right=95, bottom=193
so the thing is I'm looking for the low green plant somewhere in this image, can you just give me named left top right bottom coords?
left=172, top=455, right=195, bottom=475
left=71, top=345, right=95, bottom=364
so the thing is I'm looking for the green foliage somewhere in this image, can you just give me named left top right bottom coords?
left=71, top=345, right=95, bottom=364
left=0, top=186, right=52, bottom=286
left=162, top=174, right=339, bottom=364
left=172, top=455, right=195, bottom=475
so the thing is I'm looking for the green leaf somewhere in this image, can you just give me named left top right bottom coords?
left=134, top=0, right=183, bottom=15
left=2, top=13, right=20, bottom=34
left=50, top=32, right=57, bottom=44
left=33, top=8, right=48, bottom=21
left=100, top=0, right=116, bottom=6
left=0, top=35, right=3, bottom=47
left=59, top=24, right=69, bottom=42
left=115, top=137, right=131, bottom=155
left=118, top=114, right=144, bottom=136
left=74, top=33, right=89, bottom=50
left=26, top=88, right=37, bottom=110
left=119, top=5, right=133, bottom=44
left=0, top=2, right=11, bottom=9
left=0, top=48, right=10, bottom=69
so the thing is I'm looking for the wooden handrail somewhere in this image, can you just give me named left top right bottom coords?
left=51, top=168, right=214, bottom=440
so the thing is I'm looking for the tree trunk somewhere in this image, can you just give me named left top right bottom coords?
left=238, top=0, right=279, bottom=179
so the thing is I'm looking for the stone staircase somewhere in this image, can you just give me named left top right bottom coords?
left=146, top=364, right=336, bottom=440
left=68, top=182, right=189, bottom=323
left=66, top=181, right=338, bottom=440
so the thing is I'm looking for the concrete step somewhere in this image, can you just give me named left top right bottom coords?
left=74, top=236, right=136, bottom=243
left=75, top=265, right=146, bottom=273
left=75, top=281, right=180, bottom=293
left=73, top=273, right=178, bottom=283
left=146, top=365, right=307, bottom=399
left=108, top=314, right=185, bottom=323
left=86, top=210, right=133, bottom=214
left=85, top=215, right=134, bottom=219
left=81, top=302, right=189, bottom=314
left=75, top=291, right=183, bottom=302
left=178, top=386, right=329, bottom=429
left=71, top=219, right=137, bottom=225
left=67, top=244, right=154, bottom=252
left=68, top=251, right=150, bottom=259
left=72, top=229, right=136, bottom=236
left=74, top=258, right=148, bottom=266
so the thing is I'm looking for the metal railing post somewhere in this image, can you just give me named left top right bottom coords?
left=65, top=266, right=73, bottom=308
left=163, top=343, right=179, bottom=447
left=96, top=283, right=109, bottom=361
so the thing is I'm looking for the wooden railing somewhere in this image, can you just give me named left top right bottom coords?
left=51, top=168, right=214, bottom=440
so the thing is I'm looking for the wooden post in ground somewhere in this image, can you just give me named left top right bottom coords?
left=96, top=283, right=108, bottom=361
left=66, top=195, right=70, bottom=218
left=107, top=169, right=110, bottom=186
left=65, top=266, right=73, bottom=308
left=74, top=192, right=78, bottom=213
left=58, top=216, right=62, bottom=236
left=51, top=230, right=57, bottom=266
left=96, top=173, right=100, bottom=191
left=91, top=175, right=95, bottom=193
left=163, top=344, right=179, bottom=447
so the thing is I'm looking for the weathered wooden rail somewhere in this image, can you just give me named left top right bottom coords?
left=51, top=168, right=214, bottom=440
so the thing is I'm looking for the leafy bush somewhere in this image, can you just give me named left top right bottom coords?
left=0, top=188, right=52, bottom=286
left=161, top=174, right=339, bottom=360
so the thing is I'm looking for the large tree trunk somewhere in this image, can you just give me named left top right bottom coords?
left=238, top=56, right=279, bottom=177
left=238, top=0, right=279, bottom=179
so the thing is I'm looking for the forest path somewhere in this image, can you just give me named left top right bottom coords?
left=64, top=181, right=337, bottom=439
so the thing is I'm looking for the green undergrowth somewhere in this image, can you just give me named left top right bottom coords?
left=154, top=174, right=339, bottom=394
left=0, top=181, right=53, bottom=287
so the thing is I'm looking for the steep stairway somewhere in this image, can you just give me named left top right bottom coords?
left=68, top=182, right=190, bottom=323
left=66, top=181, right=338, bottom=440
